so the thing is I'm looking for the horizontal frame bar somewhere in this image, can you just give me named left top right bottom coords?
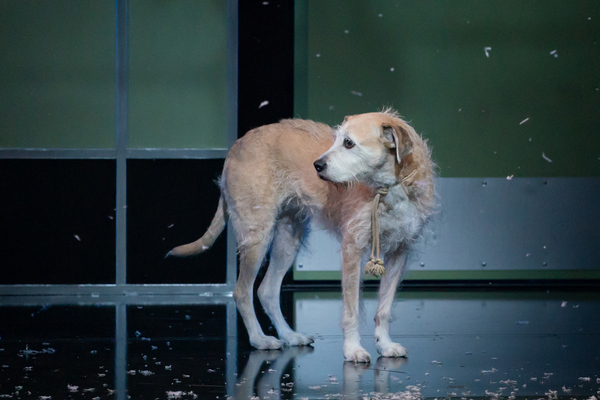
left=0, top=148, right=229, bottom=159
left=0, top=149, right=117, bottom=159
left=126, top=148, right=229, bottom=159
left=0, top=294, right=236, bottom=306
left=293, top=269, right=600, bottom=281
left=0, top=284, right=234, bottom=297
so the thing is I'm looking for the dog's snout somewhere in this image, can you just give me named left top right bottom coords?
left=313, top=159, right=327, bottom=173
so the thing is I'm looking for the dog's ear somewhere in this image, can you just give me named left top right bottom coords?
left=382, top=124, right=413, bottom=163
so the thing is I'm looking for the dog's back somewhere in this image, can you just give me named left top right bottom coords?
left=222, top=119, right=335, bottom=216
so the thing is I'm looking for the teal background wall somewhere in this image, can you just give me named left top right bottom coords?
left=0, top=0, right=115, bottom=149
left=128, top=0, right=228, bottom=149
left=0, top=0, right=228, bottom=150
left=295, top=0, right=600, bottom=178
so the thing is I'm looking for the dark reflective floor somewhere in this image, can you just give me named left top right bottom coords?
left=1, top=289, right=599, bottom=399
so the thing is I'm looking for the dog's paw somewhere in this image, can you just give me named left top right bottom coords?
left=375, top=341, right=408, bottom=358
left=250, top=335, right=285, bottom=350
left=344, top=344, right=371, bottom=363
left=281, top=332, right=314, bottom=347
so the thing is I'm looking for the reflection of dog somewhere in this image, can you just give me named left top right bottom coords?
left=169, top=109, right=436, bottom=363
left=235, top=347, right=314, bottom=399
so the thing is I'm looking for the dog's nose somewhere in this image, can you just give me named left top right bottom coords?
left=313, top=159, right=326, bottom=173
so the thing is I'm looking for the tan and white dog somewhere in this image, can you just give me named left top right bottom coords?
left=169, top=109, right=436, bottom=363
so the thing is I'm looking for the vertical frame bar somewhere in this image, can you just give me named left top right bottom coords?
left=115, top=0, right=129, bottom=286
left=226, top=0, right=239, bottom=287
left=115, top=304, right=128, bottom=400
left=225, top=300, right=237, bottom=397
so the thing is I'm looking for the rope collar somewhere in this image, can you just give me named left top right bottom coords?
left=364, top=169, right=418, bottom=277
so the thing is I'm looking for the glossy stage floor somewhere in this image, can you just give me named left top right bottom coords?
left=1, top=289, right=599, bottom=399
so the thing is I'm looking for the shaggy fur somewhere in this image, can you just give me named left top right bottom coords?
left=168, top=109, right=436, bottom=362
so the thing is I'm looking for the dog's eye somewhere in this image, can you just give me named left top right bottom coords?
left=343, top=138, right=355, bottom=149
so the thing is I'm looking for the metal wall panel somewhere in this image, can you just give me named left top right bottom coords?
left=295, top=177, right=600, bottom=279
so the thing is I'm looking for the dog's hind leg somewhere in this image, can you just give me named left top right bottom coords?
left=257, top=216, right=314, bottom=346
left=374, top=250, right=409, bottom=358
left=233, top=222, right=284, bottom=350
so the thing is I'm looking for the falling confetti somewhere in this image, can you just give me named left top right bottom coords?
left=542, top=152, right=553, bottom=163
left=550, top=50, right=558, bottom=58
left=519, top=118, right=530, bottom=125
left=74, top=235, right=81, bottom=241
left=507, top=175, right=514, bottom=180
left=259, top=100, right=269, bottom=109
left=484, top=47, right=492, bottom=57
left=350, top=90, right=363, bottom=97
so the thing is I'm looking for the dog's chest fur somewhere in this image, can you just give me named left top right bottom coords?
left=309, top=183, right=426, bottom=254
left=377, top=184, right=424, bottom=252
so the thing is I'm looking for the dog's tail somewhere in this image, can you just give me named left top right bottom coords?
left=166, top=196, right=228, bottom=258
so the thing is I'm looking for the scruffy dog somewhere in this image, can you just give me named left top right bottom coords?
left=169, top=109, right=436, bottom=363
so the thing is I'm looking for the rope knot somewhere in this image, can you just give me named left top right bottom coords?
left=376, top=187, right=389, bottom=196
left=365, top=257, right=386, bottom=277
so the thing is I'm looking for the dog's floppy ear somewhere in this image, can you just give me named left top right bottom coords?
left=382, top=124, right=413, bottom=163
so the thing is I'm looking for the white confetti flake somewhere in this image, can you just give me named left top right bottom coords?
left=74, top=235, right=81, bottom=241
left=561, top=301, right=567, bottom=307
left=166, top=392, right=183, bottom=399
left=484, top=47, right=492, bottom=57
left=167, top=224, right=174, bottom=228
left=520, top=118, right=530, bottom=125
left=562, top=386, right=572, bottom=393
left=390, top=67, right=395, bottom=71
left=316, top=53, right=321, bottom=57
left=67, top=384, right=78, bottom=392
left=507, top=175, right=514, bottom=180
left=579, top=377, right=591, bottom=382
left=138, top=370, right=154, bottom=376
left=350, top=90, right=362, bottom=97
left=542, top=152, right=553, bottom=163
left=482, top=367, right=498, bottom=374
left=259, top=100, right=269, bottom=109
left=550, top=50, right=558, bottom=58
left=344, top=30, right=349, bottom=34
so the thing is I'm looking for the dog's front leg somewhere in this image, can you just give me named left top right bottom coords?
left=341, top=240, right=371, bottom=363
left=374, top=250, right=408, bottom=357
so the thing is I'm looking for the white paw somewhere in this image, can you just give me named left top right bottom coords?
left=375, top=340, right=408, bottom=358
left=281, top=332, right=314, bottom=347
left=250, top=335, right=285, bottom=350
left=344, top=344, right=371, bottom=363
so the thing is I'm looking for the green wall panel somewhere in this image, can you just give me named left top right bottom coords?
left=295, top=0, right=600, bottom=177
left=0, top=0, right=115, bottom=149
left=128, top=0, right=228, bottom=149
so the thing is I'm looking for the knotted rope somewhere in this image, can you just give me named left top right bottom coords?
left=364, top=169, right=419, bottom=277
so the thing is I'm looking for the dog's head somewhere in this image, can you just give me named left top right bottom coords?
left=314, top=110, right=414, bottom=187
